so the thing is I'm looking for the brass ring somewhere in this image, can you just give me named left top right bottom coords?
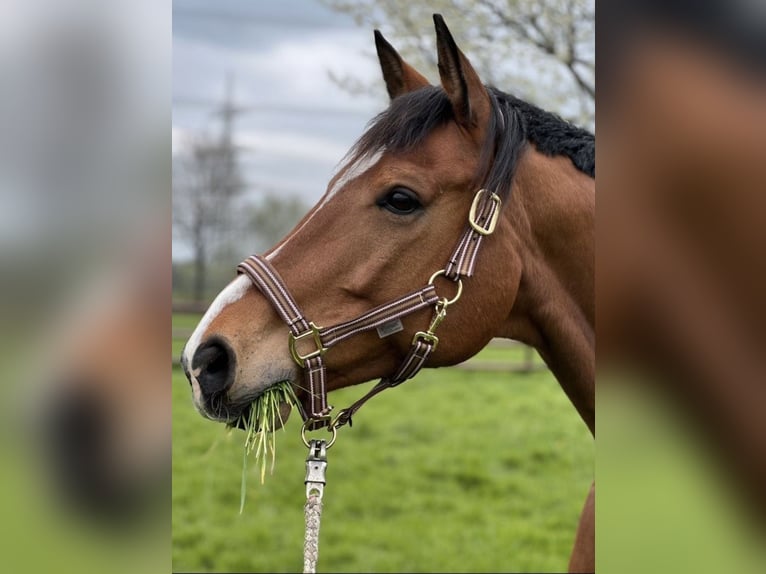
left=427, top=269, right=463, bottom=306
left=301, top=420, right=338, bottom=449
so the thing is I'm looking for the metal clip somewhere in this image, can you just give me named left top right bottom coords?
left=304, top=439, right=328, bottom=500
left=428, top=302, right=448, bottom=332
left=411, top=298, right=452, bottom=350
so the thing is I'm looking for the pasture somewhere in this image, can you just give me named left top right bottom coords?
left=172, top=313, right=593, bottom=572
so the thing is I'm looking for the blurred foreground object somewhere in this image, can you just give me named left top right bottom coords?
left=597, top=0, right=766, bottom=572
left=0, top=1, right=170, bottom=573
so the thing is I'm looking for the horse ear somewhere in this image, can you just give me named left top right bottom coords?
left=433, top=14, right=490, bottom=129
left=374, top=29, right=430, bottom=100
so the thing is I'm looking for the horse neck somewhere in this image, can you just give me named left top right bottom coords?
left=502, top=149, right=595, bottom=434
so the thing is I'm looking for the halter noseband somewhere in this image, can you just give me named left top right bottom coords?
left=237, top=188, right=501, bottom=430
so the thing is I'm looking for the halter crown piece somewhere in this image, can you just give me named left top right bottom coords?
left=237, top=188, right=502, bottom=430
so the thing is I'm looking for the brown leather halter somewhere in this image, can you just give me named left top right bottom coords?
left=237, top=188, right=501, bottom=430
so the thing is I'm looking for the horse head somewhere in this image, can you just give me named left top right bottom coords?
left=182, top=16, right=524, bottom=425
left=181, top=15, right=594, bottom=435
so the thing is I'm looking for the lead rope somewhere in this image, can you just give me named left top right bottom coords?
left=303, top=493, right=322, bottom=574
left=303, top=432, right=333, bottom=573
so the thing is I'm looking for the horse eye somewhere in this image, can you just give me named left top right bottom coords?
left=377, top=188, right=422, bottom=215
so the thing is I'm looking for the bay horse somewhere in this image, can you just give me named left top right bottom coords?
left=182, top=15, right=594, bottom=572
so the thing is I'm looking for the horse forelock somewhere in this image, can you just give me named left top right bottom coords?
left=353, top=86, right=454, bottom=159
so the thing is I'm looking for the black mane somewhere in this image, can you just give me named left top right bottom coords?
left=494, top=88, right=595, bottom=178
left=352, top=85, right=594, bottom=200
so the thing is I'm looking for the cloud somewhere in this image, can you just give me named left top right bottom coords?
left=237, top=128, right=350, bottom=165
left=172, top=3, right=386, bottom=247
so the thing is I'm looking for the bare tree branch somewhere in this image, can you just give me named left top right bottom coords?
left=172, top=133, right=243, bottom=300
left=322, top=0, right=594, bottom=127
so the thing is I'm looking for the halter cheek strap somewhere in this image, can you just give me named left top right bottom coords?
left=238, top=255, right=440, bottom=421
left=236, top=188, right=501, bottom=429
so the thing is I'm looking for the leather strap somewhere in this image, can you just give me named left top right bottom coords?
left=319, top=285, right=439, bottom=347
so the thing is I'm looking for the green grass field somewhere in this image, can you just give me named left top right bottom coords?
left=172, top=317, right=593, bottom=573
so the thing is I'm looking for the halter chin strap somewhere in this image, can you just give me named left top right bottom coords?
left=237, top=188, right=501, bottom=429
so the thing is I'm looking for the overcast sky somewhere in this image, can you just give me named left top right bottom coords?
left=172, top=0, right=389, bottom=260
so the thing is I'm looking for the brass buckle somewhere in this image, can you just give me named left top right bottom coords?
left=289, top=322, right=326, bottom=365
left=468, top=189, right=502, bottom=236
left=412, top=330, right=439, bottom=351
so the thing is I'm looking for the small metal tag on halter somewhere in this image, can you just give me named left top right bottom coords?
left=376, top=318, right=404, bottom=338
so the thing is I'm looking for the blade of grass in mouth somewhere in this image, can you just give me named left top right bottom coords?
left=238, top=381, right=299, bottom=513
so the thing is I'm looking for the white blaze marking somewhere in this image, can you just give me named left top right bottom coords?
left=326, top=149, right=384, bottom=202
left=183, top=274, right=251, bottom=368
left=266, top=149, right=384, bottom=260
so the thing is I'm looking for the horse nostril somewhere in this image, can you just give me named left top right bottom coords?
left=192, top=339, right=235, bottom=397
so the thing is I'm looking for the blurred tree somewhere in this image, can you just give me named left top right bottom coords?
left=324, top=0, right=594, bottom=126
left=172, top=132, right=242, bottom=301
left=243, top=194, right=309, bottom=255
